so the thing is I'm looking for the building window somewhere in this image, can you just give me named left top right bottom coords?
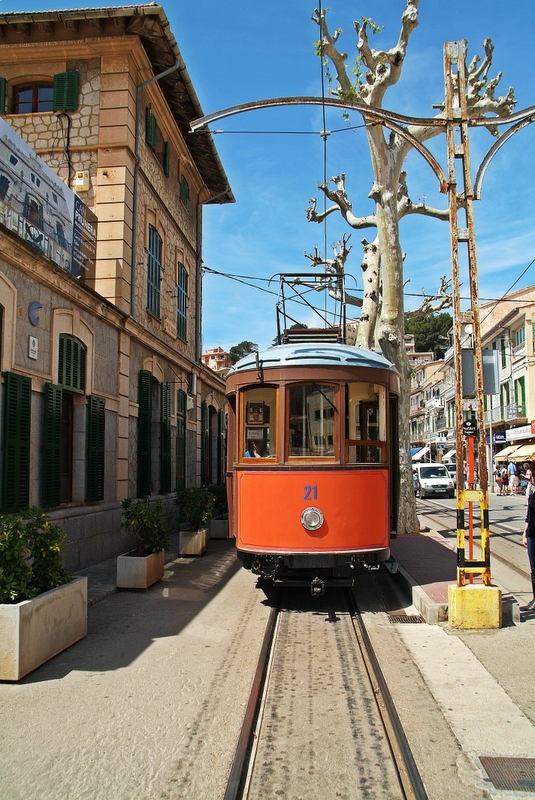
left=146, top=224, right=162, bottom=318
left=0, top=174, right=9, bottom=200
left=179, top=175, right=189, bottom=209
left=23, top=194, right=44, bottom=229
left=501, top=335, right=507, bottom=369
left=515, top=326, right=525, bottom=348
left=14, top=83, right=53, bottom=114
left=58, top=334, right=86, bottom=394
left=145, top=108, right=170, bottom=176
left=176, top=262, right=188, bottom=341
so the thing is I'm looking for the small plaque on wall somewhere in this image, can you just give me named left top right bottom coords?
left=29, top=336, right=38, bottom=360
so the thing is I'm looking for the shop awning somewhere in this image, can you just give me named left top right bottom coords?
left=509, top=443, right=535, bottom=462
left=442, top=448, right=456, bottom=461
left=412, top=445, right=430, bottom=461
left=494, top=444, right=522, bottom=461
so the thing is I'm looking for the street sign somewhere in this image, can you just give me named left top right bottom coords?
left=463, top=419, right=477, bottom=437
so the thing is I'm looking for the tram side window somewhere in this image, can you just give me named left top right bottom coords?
left=346, top=382, right=386, bottom=463
left=241, top=386, right=277, bottom=459
left=289, top=384, right=336, bottom=458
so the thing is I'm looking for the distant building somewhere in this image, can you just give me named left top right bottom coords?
left=202, top=347, right=231, bottom=377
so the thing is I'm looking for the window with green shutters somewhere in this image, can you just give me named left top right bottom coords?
left=42, top=383, right=62, bottom=509
left=176, top=390, right=186, bottom=489
left=53, top=71, right=79, bottom=111
left=176, top=262, right=188, bottom=341
left=160, top=382, right=171, bottom=493
left=87, top=395, right=105, bottom=502
left=138, top=370, right=152, bottom=497
left=58, top=334, right=86, bottom=394
left=0, top=78, right=5, bottom=114
left=145, top=107, right=157, bottom=150
left=1, top=371, right=31, bottom=513
left=146, top=224, right=162, bottom=318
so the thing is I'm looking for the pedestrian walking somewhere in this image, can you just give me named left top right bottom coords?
left=508, top=460, right=519, bottom=496
left=500, top=464, right=509, bottom=496
left=522, top=487, right=535, bottom=611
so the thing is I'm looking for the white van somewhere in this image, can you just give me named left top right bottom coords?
left=413, top=463, right=455, bottom=498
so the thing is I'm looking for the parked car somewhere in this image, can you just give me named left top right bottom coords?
left=444, top=463, right=457, bottom=487
left=413, top=463, right=455, bottom=499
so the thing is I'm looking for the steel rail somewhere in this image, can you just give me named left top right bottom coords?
left=345, top=588, right=429, bottom=800
left=223, top=603, right=279, bottom=800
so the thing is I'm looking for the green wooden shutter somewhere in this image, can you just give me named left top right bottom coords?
left=176, top=390, right=186, bottom=489
left=87, top=395, right=105, bottom=501
left=42, top=383, right=62, bottom=509
left=217, top=408, right=225, bottom=485
left=1, top=371, right=31, bottom=513
left=163, top=141, right=170, bottom=177
left=201, top=401, right=209, bottom=487
left=160, top=382, right=171, bottom=493
left=53, top=71, right=79, bottom=111
left=58, top=334, right=86, bottom=394
left=0, top=78, right=6, bottom=114
left=145, top=108, right=157, bottom=150
left=138, top=370, right=152, bottom=497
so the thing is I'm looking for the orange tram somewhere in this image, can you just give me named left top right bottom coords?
left=225, top=340, right=401, bottom=594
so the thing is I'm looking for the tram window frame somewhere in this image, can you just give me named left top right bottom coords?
left=239, top=385, right=278, bottom=461
left=345, top=382, right=387, bottom=464
left=286, top=382, right=339, bottom=461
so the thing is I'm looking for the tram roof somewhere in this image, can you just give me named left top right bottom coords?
left=227, top=343, right=396, bottom=374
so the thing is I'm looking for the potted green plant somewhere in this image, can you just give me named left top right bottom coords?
left=118, top=498, right=171, bottom=589
left=0, top=507, right=87, bottom=681
left=207, top=483, right=229, bottom=539
left=175, top=487, right=214, bottom=555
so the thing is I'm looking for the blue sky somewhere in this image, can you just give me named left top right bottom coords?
left=4, top=0, right=535, bottom=352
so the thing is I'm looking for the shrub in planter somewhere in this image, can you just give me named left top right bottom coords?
left=121, top=498, right=171, bottom=556
left=175, top=487, right=214, bottom=531
left=207, top=484, right=228, bottom=518
left=0, top=507, right=72, bottom=604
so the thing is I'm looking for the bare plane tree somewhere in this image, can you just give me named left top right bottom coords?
left=308, top=0, right=515, bottom=534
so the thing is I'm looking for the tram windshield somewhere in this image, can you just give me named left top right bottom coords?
left=241, top=386, right=277, bottom=459
left=346, top=382, right=386, bottom=463
left=289, top=384, right=336, bottom=457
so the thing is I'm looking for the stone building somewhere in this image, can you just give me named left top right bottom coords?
left=0, top=5, right=233, bottom=570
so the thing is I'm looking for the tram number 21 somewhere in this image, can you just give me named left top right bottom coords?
left=304, top=485, right=317, bottom=501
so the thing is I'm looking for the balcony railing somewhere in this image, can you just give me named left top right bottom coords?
left=507, top=403, right=526, bottom=420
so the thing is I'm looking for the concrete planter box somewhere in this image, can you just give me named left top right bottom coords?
left=179, top=527, right=208, bottom=556
left=0, top=576, right=88, bottom=682
left=209, top=518, right=229, bottom=539
left=116, top=550, right=165, bottom=589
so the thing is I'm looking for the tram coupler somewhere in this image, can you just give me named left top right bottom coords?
left=310, top=577, right=325, bottom=596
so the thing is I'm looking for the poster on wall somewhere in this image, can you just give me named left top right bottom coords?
left=0, top=116, right=97, bottom=278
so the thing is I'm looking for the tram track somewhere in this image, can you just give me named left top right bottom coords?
left=224, top=587, right=428, bottom=800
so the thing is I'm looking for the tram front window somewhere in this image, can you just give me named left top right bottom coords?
left=289, top=384, right=336, bottom=457
left=241, top=386, right=277, bottom=459
left=346, top=382, right=386, bottom=463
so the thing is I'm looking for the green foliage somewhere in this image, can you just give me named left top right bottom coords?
left=405, top=313, right=452, bottom=356
left=175, top=487, right=214, bottom=531
left=207, top=484, right=228, bottom=517
left=121, top=498, right=171, bottom=556
left=228, top=340, right=258, bottom=365
left=0, top=508, right=71, bottom=604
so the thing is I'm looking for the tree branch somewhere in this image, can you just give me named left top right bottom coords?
left=404, top=276, right=452, bottom=319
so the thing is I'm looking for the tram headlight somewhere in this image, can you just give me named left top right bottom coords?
left=301, top=507, right=324, bottom=531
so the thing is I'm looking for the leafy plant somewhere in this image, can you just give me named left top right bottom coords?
left=207, top=484, right=228, bottom=517
left=0, top=507, right=71, bottom=604
left=121, top=498, right=171, bottom=556
left=175, top=487, right=214, bottom=531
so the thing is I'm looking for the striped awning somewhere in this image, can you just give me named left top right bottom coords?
left=412, top=445, right=430, bottom=461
